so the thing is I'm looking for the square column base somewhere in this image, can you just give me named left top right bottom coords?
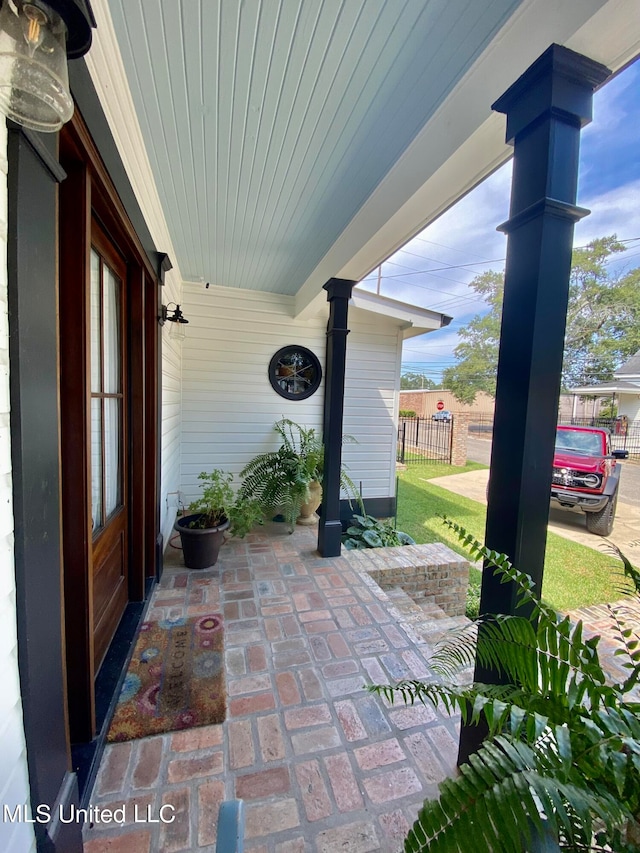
left=318, top=519, right=342, bottom=557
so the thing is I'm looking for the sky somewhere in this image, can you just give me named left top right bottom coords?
left=357, top=57, right=640, bottom=385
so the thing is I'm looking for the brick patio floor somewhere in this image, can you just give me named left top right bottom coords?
left=82, top=523, right=463, bottom=853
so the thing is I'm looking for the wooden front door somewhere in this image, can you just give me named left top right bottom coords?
left=90, top=226, right=129, bottom=672
left=60, top=112, right=160, bottom=744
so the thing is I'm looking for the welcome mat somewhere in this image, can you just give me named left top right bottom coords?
left=107, top=613, right=226, bottom=742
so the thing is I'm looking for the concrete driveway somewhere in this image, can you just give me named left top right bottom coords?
left=429, top=467, right=640, bottom=559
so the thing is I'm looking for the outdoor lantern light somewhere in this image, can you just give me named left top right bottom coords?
left=0, top=0, right=94, bottom=132
left=160, top=303, right=189, bottom=341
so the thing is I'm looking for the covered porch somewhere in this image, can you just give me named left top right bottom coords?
left=3, top=2, right=640, bottom=853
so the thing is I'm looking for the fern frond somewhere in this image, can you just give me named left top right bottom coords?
left=442, top=517, right=555, bottom=619
left=368, top=679, right=545, bottom=737
left=602, top=542, right=640, bottom=597
left=405, top=733, right=628, bottom=853
left=429, top=620, right=479, bottom=678
left=408, top=736, right=587, bottom=852
left=368, top=679, right=469, bottom=717
left=440, top=518, right=624, bottom=705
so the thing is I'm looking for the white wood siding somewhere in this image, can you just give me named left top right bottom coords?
left=619, top=394, right=640, bottom=425
left=180, top=283, right=326, bottom=504
left=159, top=273, right=183, bottom=545
left=0, top=121, right=37, bottom=853
left=180, top=284, right=402, bottom=506
left=344, top=308, right=400, bottom=500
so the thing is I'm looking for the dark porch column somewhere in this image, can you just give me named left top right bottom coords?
left=8, top=127, right=83, bottom=852
left=459, top=45, right=610, bottom=764
left=318, top=278, right=355, bottom=557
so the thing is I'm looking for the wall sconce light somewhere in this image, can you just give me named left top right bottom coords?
left=0, top=0, right=94, bottom=133
left=160, top=303, right=189, bottom=341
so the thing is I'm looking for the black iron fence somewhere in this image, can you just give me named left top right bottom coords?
left=565, top=416, right=640, bottom=459
left=468, top=413, right=494, bottom=434
left=566, top=416, right=619, bottom=430
left=467, top=413, right=640, bottom=459
left=397, top=416, right=453, bottom=464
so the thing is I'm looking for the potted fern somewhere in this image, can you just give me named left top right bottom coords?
left=372, top=519, right=640, bottom=852
left=240, top=418, right=360, bottom=531
left=174, top=470, right=263, bottom=569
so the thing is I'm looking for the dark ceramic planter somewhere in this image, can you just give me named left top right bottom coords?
left=174, top=513, right=230, bottom=569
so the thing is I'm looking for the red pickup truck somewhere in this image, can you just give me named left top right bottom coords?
left=552, top=425, right=628, bottom=536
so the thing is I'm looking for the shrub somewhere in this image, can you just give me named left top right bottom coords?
left=342, top=514, right=415, bottom=549
left=465, top=567, right=481, bottom=619
left=399, top=409, right=416, bottom=418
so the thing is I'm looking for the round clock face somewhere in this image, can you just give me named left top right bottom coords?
left=269, top=346, right=322, bottom=400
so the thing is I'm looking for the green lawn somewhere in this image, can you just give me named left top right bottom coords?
left=396, top=462, right=629, bottom=612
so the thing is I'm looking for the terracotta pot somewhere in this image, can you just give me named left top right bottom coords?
left=297, top=480, right=322, bottom=525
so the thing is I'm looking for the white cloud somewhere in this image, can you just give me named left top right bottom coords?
left=575, top=178, right=640, bottom=247
left=392, top=62, right=640, bottom=380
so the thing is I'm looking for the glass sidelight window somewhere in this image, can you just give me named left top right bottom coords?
left=90, top=248, right=123, bottom=533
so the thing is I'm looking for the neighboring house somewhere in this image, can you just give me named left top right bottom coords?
left=1, top=2, right=638, bottom=852
left=569, top=351, right=640, bottom=426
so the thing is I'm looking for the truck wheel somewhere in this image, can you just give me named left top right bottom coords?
left=585, top=492, right=617, bottom=536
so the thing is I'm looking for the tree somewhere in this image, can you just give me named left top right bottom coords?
left=441, top=271, right=503, bottom=404
left=442, top=236, right=640, bottom=403
left=564, top=237, right=640, bottom=387
left=599, top=398, right=618, bottom=419
left=400, top=371, right=438, bottom=390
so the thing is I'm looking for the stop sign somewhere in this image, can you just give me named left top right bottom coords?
left=436, top=401, right=445, bottom=411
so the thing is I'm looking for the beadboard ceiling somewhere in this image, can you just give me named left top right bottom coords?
left=97, top=0, right=640, bottom=302
left=105, top=0, right=522, bottom=294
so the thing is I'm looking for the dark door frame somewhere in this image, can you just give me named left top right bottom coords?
left=59, top=110, right=160, bottom=744
left=8, top=58, right=164, bottom=852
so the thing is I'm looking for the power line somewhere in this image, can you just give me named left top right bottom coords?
left=361, top=236, right=640, bottom=284
left=411, top=234, right=499, bottom=264
left=358, top=277, right=489, bottom=304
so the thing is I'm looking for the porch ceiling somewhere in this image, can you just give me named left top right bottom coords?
left=91, top=0, right=640, bottom=306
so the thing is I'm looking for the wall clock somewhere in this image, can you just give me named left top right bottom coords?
left=268, top=345, right=322, bottom=400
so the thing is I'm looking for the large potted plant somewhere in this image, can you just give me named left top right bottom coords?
left=174, top=470, right=263, bottom=569
left=372, top=520, right=640, bottom=852
left=240, top=418, right=361, bottom=531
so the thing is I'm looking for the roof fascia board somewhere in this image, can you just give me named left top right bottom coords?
left=350, top=289, right=448, bottom=335
left=568, top=384, right=640, bottom=395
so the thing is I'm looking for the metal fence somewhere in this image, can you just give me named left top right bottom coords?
left=397, top=416, right=453, bottom=464
left=466, top=414, right=640, bottom=459
left=565, top=417, right=640, bottom=459
left=566, top=416, right=619, bottom=429
left=468, top=413, right=494, bottom=434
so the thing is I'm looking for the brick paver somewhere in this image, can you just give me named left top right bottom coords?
left=83, top=524, right=464, bottom=852
left=566, top=599, right=640, bottom=696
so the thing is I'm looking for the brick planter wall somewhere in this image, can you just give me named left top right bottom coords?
left=342, top=543, right=470, bottom=617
